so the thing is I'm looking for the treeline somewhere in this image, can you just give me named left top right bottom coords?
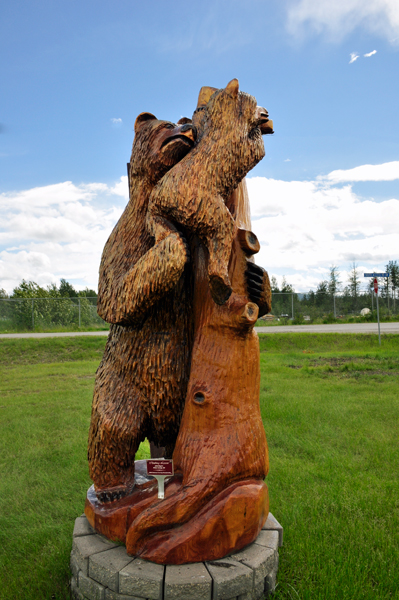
left=0, top=279, right=101, bottom=330
left=0, top=279, right=97, bottom=300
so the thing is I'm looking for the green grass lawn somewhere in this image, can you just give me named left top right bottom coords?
left=0, top=334, right=398, bottom=599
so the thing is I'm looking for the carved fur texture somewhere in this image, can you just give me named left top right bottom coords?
left=88, top=115, right=196, bottom=499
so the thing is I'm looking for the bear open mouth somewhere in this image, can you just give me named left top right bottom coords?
left=259, top=118, right=274, bottom=135
left=161, top=134, right=195, bottom=149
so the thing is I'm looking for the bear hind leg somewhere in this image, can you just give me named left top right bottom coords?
left=88, top=382, right=149, bottom=503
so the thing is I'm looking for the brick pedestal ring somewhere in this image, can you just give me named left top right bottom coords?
left=70, top=513, right=283, bottom=600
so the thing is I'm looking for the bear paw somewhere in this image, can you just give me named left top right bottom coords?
left=95, top=484, right=133, bottom=504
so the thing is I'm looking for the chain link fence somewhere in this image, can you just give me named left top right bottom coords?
left=263, top=291, right=398, bottom=323
left=1, top=292, right=398, bottom=332
left=0, top=297, right=106, bottom=332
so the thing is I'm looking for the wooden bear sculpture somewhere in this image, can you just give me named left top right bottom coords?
left=124, top=83, right=273, bottom=563
left=87, top=114, right=196, bottom=501
left=85, top=80, right=274, bottom=564
left=147, top=78, right=273, bottom=305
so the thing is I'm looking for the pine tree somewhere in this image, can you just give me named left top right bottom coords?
left=346, top=263, right=361, bottom=312
left=270, top=276, right=280, bottom=292
left=386, top=260, right=399, bottom=312
left=315, top=280, right=328, bottom=307
left=328, top=266, right=341, bottom=296
left=281, top=276, right=294, bottom=293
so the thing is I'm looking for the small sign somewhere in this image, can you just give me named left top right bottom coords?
left=374, top=278, right=378, bottom=294
left=146, top=459, right=174, bottom=500
left=147, top=459, right=174, bottom=476
left=364, top=273, right=389, bottom=277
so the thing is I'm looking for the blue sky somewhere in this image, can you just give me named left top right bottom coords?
left=1, top=0, right=398, bottom=293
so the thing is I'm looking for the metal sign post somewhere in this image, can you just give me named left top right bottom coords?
left=374, top=278, right=381, bottom=346
left=146, top=459, right=174, bottom=499
left=364, top=272, right=388, bottom=346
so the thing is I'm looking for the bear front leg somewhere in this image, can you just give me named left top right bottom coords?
left=98, top=231, right=189, bottom=326
left=88, top=372, right=149, bottom=502
left=205, top=203, right=237, bottom=305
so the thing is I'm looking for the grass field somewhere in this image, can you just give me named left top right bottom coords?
left=0, top=334, right=398, bottom=599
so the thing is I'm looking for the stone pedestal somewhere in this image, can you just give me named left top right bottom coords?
left=70, top=513, right=283, bottom=600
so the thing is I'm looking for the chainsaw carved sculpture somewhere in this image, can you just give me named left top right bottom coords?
left=86, top=79, right=273, bottom=564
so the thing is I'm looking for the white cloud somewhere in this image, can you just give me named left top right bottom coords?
left=286, top=0, right=399, bottom=44
left=110, top=175, right=129, bottom=199
left=364, top=49, right=377, bottom=56
left=111, top=118, right=123, bottom=125
left=0, top=181, right=126, bottom=293
left=1, top=166, right=397, bottom=295
left=323, top=161, right=399, bottom=183
left=349, top=52, right=359, bottom=63
left=247, top=170, right=399, bottom=291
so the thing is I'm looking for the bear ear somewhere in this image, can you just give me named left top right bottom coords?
left=134, top=112, right=157, bottom=133
left=197, top=86, right=218, bottom=108
left=177, top=117, right=192, bottom=125
left=225, top=78, right=239, bottom=99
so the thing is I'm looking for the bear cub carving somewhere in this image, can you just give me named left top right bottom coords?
left=146, top=78, right=272, bottom=305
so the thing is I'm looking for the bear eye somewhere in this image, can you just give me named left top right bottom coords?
left=163, top=123, right=175, bottom=130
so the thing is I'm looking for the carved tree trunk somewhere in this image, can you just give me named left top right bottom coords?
left=124, top=180, right=269, bottom=563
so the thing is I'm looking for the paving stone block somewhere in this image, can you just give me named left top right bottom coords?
left=237, top=593, right=253, bottom=600
left=237, top=578, right=264, bottom=600
left=264, top=555, right=279, bottom=597
left=164, top=562, right=212, bottom=600
left=119, top=558, right=164, bottom=599
left=261, top=513, right=283, bottom=547
left=89, top=545, right=135, bottom=592
left=206, top=557, right=253, bottom=599
left=70, top=553, right=80, bottom=580
left=73, top=534, right=118, bottom=575
left=70, top=575, right=85, bottom=600
left=232, top=542, right=275, bottom=588
left=79, top=571, right=106, bottom=600
left=254, top=530, right=279, bottom=552
left=105, top=588, right=146, bottom=600
left=73, top=515, right=96, bottom=537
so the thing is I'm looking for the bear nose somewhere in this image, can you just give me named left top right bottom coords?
left=180, top=123, right=197, bottom=141
left=256, top=106, right=274, bottom=135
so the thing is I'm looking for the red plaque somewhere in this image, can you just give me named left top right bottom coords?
left=147, top=459, right=174, bottom=476
left=374, top=278, right=378, bottom=294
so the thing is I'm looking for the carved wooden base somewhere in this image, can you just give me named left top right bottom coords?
left=85, top=461, right=269, bottom=565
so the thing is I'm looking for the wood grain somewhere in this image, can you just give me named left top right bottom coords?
left=86, top=80, right=274, bottom=563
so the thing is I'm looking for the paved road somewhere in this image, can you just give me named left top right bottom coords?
left=0, top=322, right=398, bottom=339
left=0, top=331, right=110, bottom=339
left=256, top=322, right=399, bottom=334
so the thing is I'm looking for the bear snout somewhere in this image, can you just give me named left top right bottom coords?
left=179, top=123, right=197, bottom=143
left=256, top=106, right=274, bottom=135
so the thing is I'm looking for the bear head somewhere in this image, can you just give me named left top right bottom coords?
left=192, top=79, right=273, bottom=183
left=130, top=113, right=197, bottom=185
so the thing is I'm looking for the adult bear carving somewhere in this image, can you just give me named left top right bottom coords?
left=88, top=113, right=196, bottom=502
